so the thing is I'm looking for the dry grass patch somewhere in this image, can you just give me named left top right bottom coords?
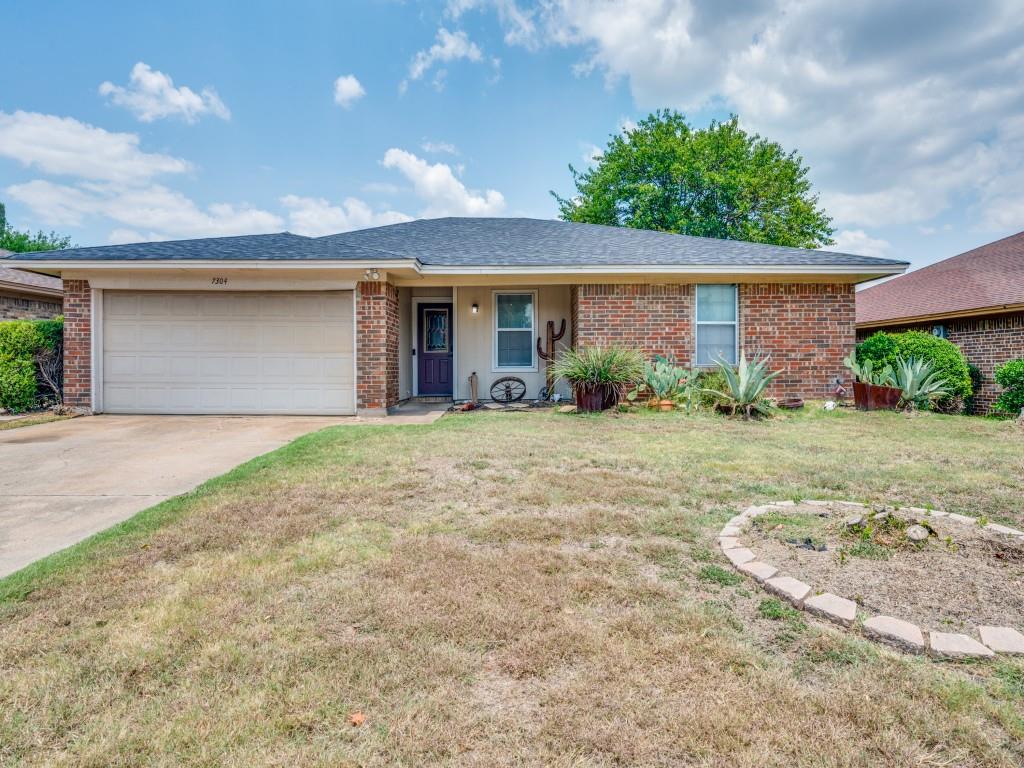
left=1, top=409, right=1023, bottom=766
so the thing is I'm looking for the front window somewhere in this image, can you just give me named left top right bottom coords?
left=696, top=284, right=737, bottom=366
left=494, top=292, right=535, bottom=369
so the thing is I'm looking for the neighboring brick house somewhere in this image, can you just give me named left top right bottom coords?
left=0, top=250, right=64, bottom=319
left=5, top=218, right=905, bottom=415
left=856, top=231, right=1024, bottom=413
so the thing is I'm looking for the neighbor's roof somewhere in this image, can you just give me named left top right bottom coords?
left=0, top=250, right=63, bottom=296
left=857, top=231, right=1024, bottom=326
left=1, top=217, right=908, bottom=271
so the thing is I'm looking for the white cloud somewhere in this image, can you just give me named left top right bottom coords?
left=6, top=180, right=282, bottom=241
left=421, top=139, right=460, bottom=155
left=404, top=28, right=496, bottom=90
left=831, top=229, right=891, bottom=258
left=580, top=142, right=603, bottom=165
left=381, top=148, right=505, bottom=216
left=99, top=62, right=230, bottom=123
left=476, top=1, right=1024, bottom=234
left=280, top=195, right=411, bottom=236
left=0, top=111, right=190, bottom=183
left=333, top=75, right=366, bottom=108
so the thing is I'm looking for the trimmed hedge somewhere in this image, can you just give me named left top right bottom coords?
left=856, top=330, right=973, bottom=410
left=994, top=359, right=1024, bottom=416
left=0, top=318, right=63, bottom=412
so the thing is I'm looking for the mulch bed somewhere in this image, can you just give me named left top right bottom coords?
left=748, top=502, right=1024, bottom=633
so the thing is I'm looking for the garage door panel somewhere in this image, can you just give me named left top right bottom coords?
left=103, top=291, right=354, bottom=415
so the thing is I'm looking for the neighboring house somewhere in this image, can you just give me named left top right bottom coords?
left=0, top=249, right=64, bottom=319
left=5, top=217, right=905, bottom=416
left=856, top=231, right=1024, bottom=413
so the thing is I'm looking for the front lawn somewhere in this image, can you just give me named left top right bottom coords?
left=2, top=407, right=1023, bottom=766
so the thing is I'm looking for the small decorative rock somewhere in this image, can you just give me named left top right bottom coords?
left=556, top=405, right=577, bottom=413
left=737, top=561, right=777, bottom=582
left=804, top=593, right=857, bottom=627
left=844, top=514, right=866, bottom=530
left=724, top=547, right=756, bottom=566
left=929, top=632, right=995, bottom=659
left=863, top=615, right=925, bottom=653
left=986, top=522, right=1023, bottom=536
left=764, top=576, right=812, bottom=607
left=906, top=524, right=930, bottom=543
left=977, top=626, right=1024, bottom=655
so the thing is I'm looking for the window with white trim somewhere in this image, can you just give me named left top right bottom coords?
left=696, top=284, right=738, bottom=366
left=494, top=291, right=536, bottom=369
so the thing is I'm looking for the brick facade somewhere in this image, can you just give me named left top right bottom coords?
left=0, top=293, right=63, bottom=320
left=356, top=280, right=400, bottom=413
left=740, top=283, right=855, bottom=398
left=571, top=282, right=855, bottom=399
left=857, top=311, right=1024, bottom=413
left=575, top=284, right=694, bottom=363
left=62, top=279, right=92, bottom=412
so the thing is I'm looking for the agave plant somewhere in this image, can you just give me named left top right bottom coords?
left=892, top=356, right=949, bottom=410
left=843, top=351, right=894, bottom=386
left=708, top=351, right=781, bottom=419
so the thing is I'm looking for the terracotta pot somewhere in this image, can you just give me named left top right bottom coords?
left=853, top=382, right=902, bottom=411
left=659, top=399, right=675, bottom=411
left=575, top=384, right=606, bottom=413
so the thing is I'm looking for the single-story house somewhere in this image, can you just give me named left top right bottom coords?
left=0, top=249, right=64, bottom=320
left=2, top=217, right=906, bottom=416
left=856, top=231, right=1024, bottom=413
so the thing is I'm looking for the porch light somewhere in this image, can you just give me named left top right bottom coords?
left=364, top=268, right=380, bottom=281
left=471, top=302, right=479, bottom=314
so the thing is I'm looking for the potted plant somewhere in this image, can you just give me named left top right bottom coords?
left=627, top=356, right=690, bottom=410
left=550, top=347, right=645, bottom=412
left=844, top=351, right=900, bottom=410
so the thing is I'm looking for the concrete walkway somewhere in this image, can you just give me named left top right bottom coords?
left=0, top=415, right=350, bottom=577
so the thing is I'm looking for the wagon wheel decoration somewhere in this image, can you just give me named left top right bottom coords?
left=490, top=376, right=527, bottom=403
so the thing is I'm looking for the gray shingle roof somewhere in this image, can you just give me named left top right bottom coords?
left=0, top=217, right=908, bottom=269
left=323, top=218, right=908, bottom=267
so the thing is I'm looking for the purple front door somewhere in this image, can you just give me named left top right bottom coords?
left=417, top=302, right=453, bottom=396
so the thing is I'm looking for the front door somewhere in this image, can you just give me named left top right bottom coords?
left=417, top=302, right=453, bottom=396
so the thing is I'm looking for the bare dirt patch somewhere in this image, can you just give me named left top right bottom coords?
left=749, top=503, right=1024, bottom=633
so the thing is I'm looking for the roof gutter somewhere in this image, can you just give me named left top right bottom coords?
left=10, top=258, right=907, bottom=279
left=857, top=302, right=1024, bottom=329
left=0, top=279, right=64, bottom=298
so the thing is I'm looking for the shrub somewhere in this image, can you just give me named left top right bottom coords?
left=994, top=359, right=1024, bottom=416
left=856, top=330, right=972, bottom=410
left=964, top=363, right=983, bottom=413
left=695, top=369, right=728, bottom=408
left=0, top=318, right=64, bottom=412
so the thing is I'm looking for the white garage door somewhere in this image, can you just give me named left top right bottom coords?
left=102, top=291, right=355, bottom=415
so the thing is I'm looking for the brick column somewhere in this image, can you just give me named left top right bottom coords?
left=356, top=280, right=400, bottom=414
left=574, top=284, right=693, bottom=363
left=740, top=283, right=855, bottom=399
left=62, top=279, right=92, bottom=412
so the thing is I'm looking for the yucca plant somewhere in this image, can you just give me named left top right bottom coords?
left=550, top=347, right=645, bottom=411
left=707, top=351, right=781, bottom=419
left=892, top=356, right=949, bottom=410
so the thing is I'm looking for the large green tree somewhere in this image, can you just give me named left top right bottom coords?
left=554, top=110, right=834, bottom=249
left=0, top=202, right=72, bottom=253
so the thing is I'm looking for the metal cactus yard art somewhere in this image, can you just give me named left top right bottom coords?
left=537, top=318, right=567, bottom=397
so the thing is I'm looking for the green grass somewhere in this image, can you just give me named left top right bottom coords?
left=0, top=412, right=71, bottom=431
left=2, top=407, right=1023, bottom=766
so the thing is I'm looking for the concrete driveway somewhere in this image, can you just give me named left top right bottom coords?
left=0, top=415, right=344, bottom=577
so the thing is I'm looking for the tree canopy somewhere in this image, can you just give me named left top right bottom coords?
left=0, top=202, right=73, bottom=253
left=553, top=110, right=834, bottom=249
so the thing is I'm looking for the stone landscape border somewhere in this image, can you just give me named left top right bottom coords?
left=720, top=500, right=1024, bottom=658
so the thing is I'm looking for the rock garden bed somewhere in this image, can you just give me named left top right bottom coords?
left=720, top=500, right=1024, bottom=658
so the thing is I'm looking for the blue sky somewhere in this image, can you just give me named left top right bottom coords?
left=2, top=1, right=1023, bottom=270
